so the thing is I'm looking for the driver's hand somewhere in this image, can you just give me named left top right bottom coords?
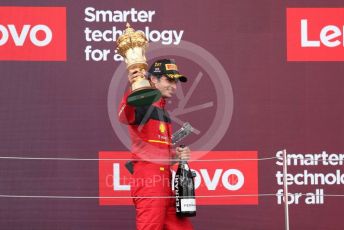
left=128, top=68, right=146, bottom=84
left=175, top=146, right=191, bottom=161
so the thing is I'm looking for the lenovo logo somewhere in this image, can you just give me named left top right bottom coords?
left=287, top=8, right=344, bottom=61
left=301, top=19, right=344, bottom=48
left=0, top=25, right=52, bottom=47
left=111, top=163, right=245, bottom=191
left=0, top=7, right=66, bottom=61
left=98, top=151, right=258, bottom=206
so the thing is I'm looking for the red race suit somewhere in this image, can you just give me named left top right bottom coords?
left=118, top=91, right=194, bottom=230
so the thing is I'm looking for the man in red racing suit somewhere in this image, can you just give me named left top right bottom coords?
left=118, top=59, right=194, bottom=230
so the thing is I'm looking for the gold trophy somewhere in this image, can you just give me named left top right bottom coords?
left=116, top=23, right=161, bottom=106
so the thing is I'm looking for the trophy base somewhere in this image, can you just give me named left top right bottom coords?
left=127, top=88, right=162, bottom=106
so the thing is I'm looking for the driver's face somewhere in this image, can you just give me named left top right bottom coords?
left=154, top=76, right=178, bottom=98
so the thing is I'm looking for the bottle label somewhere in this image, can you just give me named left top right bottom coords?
left=181, top=199, right=196, bottom=212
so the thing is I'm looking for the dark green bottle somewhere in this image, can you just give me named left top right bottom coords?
left=174, top=159, right=196, bottom=217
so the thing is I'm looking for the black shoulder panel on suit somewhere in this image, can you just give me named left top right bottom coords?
left=134, top=105, right=171, bottom=125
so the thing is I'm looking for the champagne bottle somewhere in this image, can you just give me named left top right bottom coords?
left=174, top=147, right=196, bottom=217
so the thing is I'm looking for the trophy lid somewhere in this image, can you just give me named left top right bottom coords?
left=116, top=23, right=148, bottom=57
